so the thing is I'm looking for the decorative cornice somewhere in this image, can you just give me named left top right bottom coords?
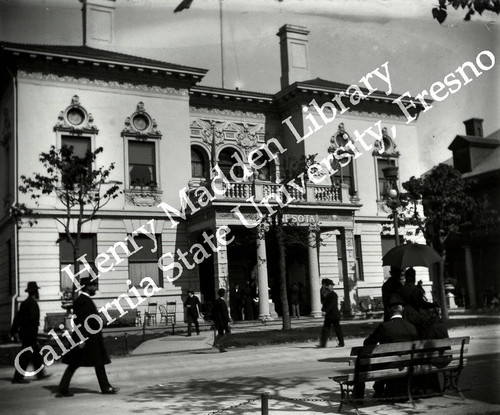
left=190, top=106, right=266, bottom=120
left=18, top=70, right=189, bottom=96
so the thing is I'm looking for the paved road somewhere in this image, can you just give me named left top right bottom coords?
left=0, top=325, right=499, bottom=414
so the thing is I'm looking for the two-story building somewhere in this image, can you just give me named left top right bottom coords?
left=0, top=1, right=429, bottom=335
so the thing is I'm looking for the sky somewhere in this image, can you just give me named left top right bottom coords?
left=0, top=0, right=498, bottom=173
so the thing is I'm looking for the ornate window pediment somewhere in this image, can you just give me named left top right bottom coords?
left=54, top=95, right=98, bottom=134
left=328, top=123, right=353, bottom=153
left=373, top=126, right=399, bottom=157
left=122, top=102, right=161, bottom=139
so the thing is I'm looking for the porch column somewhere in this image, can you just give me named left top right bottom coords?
left=463, top=244, right=476, bottom=309
left=213, top=227, right=229, bottom=293
left=256, top=222, right=271, bottom=321
left=308, top=227, right=322, bottom=317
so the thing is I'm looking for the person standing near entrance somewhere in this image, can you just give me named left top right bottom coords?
left=57, top=277, right=119, bottom=397
left=184, top=289, right=201, bottom=336
left=290, top=283, right=301, bottom=318
left=319, top=279, right=345, bottom=348
left=212, top=288, right=231, bottom=353
left=10, top=282, right=51, bottom=383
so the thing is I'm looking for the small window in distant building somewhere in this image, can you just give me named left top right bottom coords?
left=129, top=141, right=156, bottom=187
left=59, top=234, right=97, bottom=292
left=128, top=234, right=163, bottom=288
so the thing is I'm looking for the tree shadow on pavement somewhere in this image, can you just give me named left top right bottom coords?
left=125, top=375, right=341, bottom=414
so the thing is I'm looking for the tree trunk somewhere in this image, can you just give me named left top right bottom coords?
left=277, top=221, right=291, bottom=330
left=439, top=251, right=449, bottom=321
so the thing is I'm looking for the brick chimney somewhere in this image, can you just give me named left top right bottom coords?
left=463, top=118, right=483, bottom=137
left=81, top=0, right=116, bottom=47
left=277, top=24, right=311, bottom=89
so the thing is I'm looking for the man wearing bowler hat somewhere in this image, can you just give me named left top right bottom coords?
left=355, top=293, right=418, bottom=400
left=10, top=281, right=51, bottom=383
left=319, top=279, right=345, bottom=348
left=57, top=276, right=119, bottom=397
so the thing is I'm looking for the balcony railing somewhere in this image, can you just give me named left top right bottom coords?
left=190, top=180, right=350, bottom=206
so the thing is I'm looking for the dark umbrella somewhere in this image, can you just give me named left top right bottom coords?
left=382, top=243, right=442, bottom=268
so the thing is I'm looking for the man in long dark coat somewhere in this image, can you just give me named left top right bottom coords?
left=11, top=281, right=50, bottom=383
left=212, top=288, right=231, bottom=353
left=57, top=277, right=119, bottom=397
left=184, top=289, right=201, bottom=336
left=319, top=279, right=345, bottom=348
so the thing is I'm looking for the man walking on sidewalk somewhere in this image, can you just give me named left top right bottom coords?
left=11, top=281, right=51, bottom=383
left=57, top=277, right=119, bottom=397
left=319, top=279, right=344, bottom=348
left=212, top=288, right=231, bottom=353
left=184, top=289, right=201, bottom=336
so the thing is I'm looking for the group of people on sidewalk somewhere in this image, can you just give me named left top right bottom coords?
left=10, top=278, right=119, bottom=397
left=9, top=266, right=446, bottom=400
left=357, top=266, right=450, bottom=401
left=10, top=279, right=234, bottom=397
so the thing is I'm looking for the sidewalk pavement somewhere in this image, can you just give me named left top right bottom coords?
left=130, top=312, right=500, bottom=356
left=1, top=316, right=499, bottom=415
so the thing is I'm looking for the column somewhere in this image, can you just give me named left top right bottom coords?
left=344, top=229, right=356, bottom=314
left=463, top=245, right=476, bottom=309
left=256, top=222, right=271, bottom=320
left=308, top=228, right=322, bottom=317
left=213, top=227, right=229, bottom=293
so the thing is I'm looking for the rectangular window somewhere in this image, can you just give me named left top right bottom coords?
left=336, top=234, right=344, bottom=283
left=376, top=157, right=396, bottom=199
left=59, top=234, right=97, bottom=291
left=354, top=235, right=364, bottom=282
left=129, top=141, right=156, bottom=187
left=128, top=234, right=163, bottom=288
left=61, top=136, right=91, bottom=189
left=61, top=136, right=91, bottom=158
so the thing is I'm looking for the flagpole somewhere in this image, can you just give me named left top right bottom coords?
left=220, top=0, right=224, bottom=88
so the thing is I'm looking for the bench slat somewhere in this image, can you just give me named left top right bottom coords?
left=347, top=359, right=463, bottom=382
left=358, top=350, right=465, bottom=366
left=350, top=337, right=470, bottom=356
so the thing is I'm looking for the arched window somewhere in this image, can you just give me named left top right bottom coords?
left=191, top=147, right=207, bottom=179
left=218, top=148, right=243, bottom=180
left=329, top=124, right=357, bottom=195
left=373, top=127, right=399, bottom=200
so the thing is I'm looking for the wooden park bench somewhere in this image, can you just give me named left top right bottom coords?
left=357, top=296, right=384, bottom=319
left=330, top=336, right=470, bottom=414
